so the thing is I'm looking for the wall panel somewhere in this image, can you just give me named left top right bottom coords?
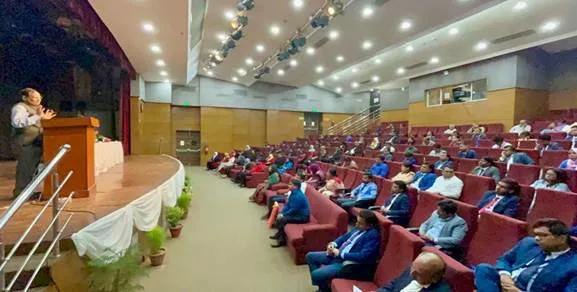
left=266, top=110, right=304, bottom=145
left=322, top=113, right=352, bottom=134
left=172, top=106, right=201, bottom=131
left=380, top=109, right=408, bottom=123
left=513, top=88, right=549, bottom=124
left=140, top=102, right=172, bottom=155
left=130, top=97, right=143, bottom=154
left=232, top=109, right=266, bottom=149
left=549, top=89, right=577, bottom=110
left=200, top=107, right=234, bottom=165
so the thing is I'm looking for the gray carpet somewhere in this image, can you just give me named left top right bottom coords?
left=140, top=167, right=312, bottom=292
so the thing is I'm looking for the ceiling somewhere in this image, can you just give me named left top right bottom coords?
left=91, top=0, right=577, bottom=95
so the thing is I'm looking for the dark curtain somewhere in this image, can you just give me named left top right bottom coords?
left=120, top=77, right=131, bottom=155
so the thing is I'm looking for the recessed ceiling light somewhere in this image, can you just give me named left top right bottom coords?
left=513, top=1, right=527, bottom=11
left=155, top=60, right=166, bottom=67
left=405, top=45, right=414, bottom=53
left=352, top=68, right=358, bottom=73
left=449, top=28, right=459, bottom=35
left=399, top=20, right=412, bottom=31
left=315, top=66, right=324, bottom=73
left=277, top=69, right=285, bottom=76
left=474, top=41, right=488, bottom=51
left=237, top=68, right=247, bottom=76
left=206, top=70, right=214, bottom=77
left=328, top=30, right=340, bottom=40
left=372, top=75, right=380, bottom=82
left=317, top=80, right=325, bottom=86
left=160, top=71, right=168, bottom=76
left=150, top=44, right=162, bottom=54
left=336, top=55, right=344, bottom=62
left=217, top=33, right=227, bottom=41
left=362, top=41, right=373, bottom=50
left=429, top=57, right=440, bottom=64
left=224, top=10, right=235, bottom=20
left=374, top=59, right=382, bottom=65
left=142, top=22, right=155, bottom=33
left=306, top=47, right=316, bottom=55
left=335, top=87, right=342, bottom=93
left=401, top=87, right=405, bottom=91
left=292, top=0, right=304, bottom=9
left=256, top=44, right=265, bottom=53
left=396, top=68, right=405, bottom=75
left=331, top=75, right=340, bottom=81
left=245, top=58, right=254, bottom=65
left=351, top=82, right=359, bottom=88
left=540, top=20, right=560, bottom=32
left=362, top=6, right=374, bottom=18
left=290, top=59, right=298, bottom=67
left=443, top=70, right=449, bottom=76
left=270, top=25, right=281, bottom=36
left=232, top=76, right=239, bottom=82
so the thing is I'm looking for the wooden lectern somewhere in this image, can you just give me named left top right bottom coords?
left=42, top=117, right=100, bottom=199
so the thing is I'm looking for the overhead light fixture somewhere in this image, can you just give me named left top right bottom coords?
left=317, top=80, right=325, bottom=86
left=150, top=44, right=162, bottom=53
left=290, top=36, right=307, bottom=49
left=429, top=56, right=440, bottom=64
left=232, top=76, right=239, bottom=82
left=336, top=55, right=344, bottom=62
left=351, top=82, right=359, bottom=88
left=306, top=47, right=316, bottom=55
left=160, top=71, right=168, bottom=76
left=315, top=66, right=324, bottom=73
left=362, top=41, right=373, bottom=50
left=245, top=58, right=254, bottom=65
left=335, top=87, right=343, bottom=93
left=237, top=68, right=247, bottom=76
left=142, top=22, right=155, bottom=33
left=222, top=39, right=236, bottom=52
left=277, top=69, right=285, bottom=76
left=327, top=0, right=344, bottom=16
left=155, top=60, right=166, bottom=67
left=328, top=30, right=340, bottom=40
left=396, top=68, right=405, bottom=75
left=290, top=59, right=298, bottom=67
left=540, top=20, right=560, bottom=32
left=256, top=44, right=265, bottom=53
left=270, top=25, right=281, bottom=36
left=310, top=15, right=330, bottom=28
left=405, top=45, right=414, bottom=52
left=513, top=1, right=527, bottom=11
left=224, top=10, right=236, bottom=20
left=401, top=87, right=405, bottom=91
left=352, top=68, right=358, bottom=73
left=449, top=28, right=459, bottom=35
left=443, top=70, right=449, bottom=76
left=230, top=15, right=248, bottom=29
left=399, top=20, right=412, bottom=31
left=331, top=75, right=340, bottom=81
left=374, top=59, right=382, bottom=65
left=164, top=79, right=170, bottom=83
left=277, top=50, right=290, bottom=61
left=237, top=0, right=255, bottom=11
left=474, top=41, right=488, bottom=51
left=293, top=0, right=304, bottom=9
left=372, top=75, right=380, bottom=82
left=254, top=66, right=270, bottom=79
left=362, top=6, right=374, bottom=18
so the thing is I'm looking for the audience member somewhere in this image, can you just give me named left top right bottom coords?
left=477, top=178, right=520, bottom=218
left=540, top=122, right=558, bottom=135
left=369, top=156, right=389, bottom=178
left=424, top=131, right=437, bottom=142
left=499, top=146, right=535, bottom=166
left=491, top=136, right=512, bottom=149
left=305, top=210, right=381, bottom=292
left=555, top=120, right=571, bottom=132
left=261, top=176, right=307, bottom=220
left=474, top=218, right=577, bottom=292
left=535, top=134, right=562, bottom=155
left=380, top=142, right=396, bottom=161
left=329, top=146, right=344, bottom=164
left=447, top=133, right=462, bottom=147
left=236, top=159, right=267, bottom=187
left=456, top=143, right=477, bottom=159
left=428, top=144, right=444, bottom=157
left=518, top=131, right=532, bottom=141
left=509, top=119, right=532, bottom=134
left=467, top=123, right=485, bottom=134
left=391, top=162, right=416, bottom=184
left=559, top=148, right=577, bottom=170
left=411, top=163, right=438, bottom=191
left=566, top=125, right=577, bottom=147
left=403, top=152, right=418, bottom=166
left=471, top=127, right=486, bottom=146
left=217, top=152, right=237, bottom=176
left=206, top=152, right=222, bottom=170
left=427, top=167, right=464, bottom=199
left=422, top=136, right=436, bottom=146
left=341, top=157, right=359, bottom=170
left=278, top=158, right=294, bottom=174
left=347, top=141, right=363, bottom=156
left=319, top=146, right=330, bottom=163
left=265, top=152, right=275, bottom=165
left=376, top=252, right=451, bottom=292
left=419, top=199, right=468, bottom=257
left=471, top=157, right=501, bottom=183
left=443, top=124, right=457, bottom=136
left=319, top=169, right=344, bottom=197
left=434, top=151, right=454, bottom=170
left=270, top=179, right=310, bottom=248
left=337, top=173, right=378, bottom=209
left=387, top=130, right=401, bottom=144
left=250, top=165, right=281, bottom=204
left=530, top=168, right=571, bottom=192
left=369, top=137, right=380, bottom=150
left=345, top=135, right=353, bottom=143
left=378, top=181, right=411, bottom=226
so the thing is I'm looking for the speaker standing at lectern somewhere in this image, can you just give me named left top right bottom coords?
left=10, top=88, right=56, bottom=198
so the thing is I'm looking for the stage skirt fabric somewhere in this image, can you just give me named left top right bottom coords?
left=71, top=155, right=185, bottom=260
left=94, top=141, right=124, bottom=176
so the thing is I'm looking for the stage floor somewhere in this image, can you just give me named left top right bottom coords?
left=0, top=155, right=180, bottom=245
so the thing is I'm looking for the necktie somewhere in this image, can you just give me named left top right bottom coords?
left=480, top=196, right=499, bottom=213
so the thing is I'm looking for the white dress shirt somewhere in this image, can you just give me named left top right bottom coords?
left=400, top=280, right=429, bottom=292
left=510, top=124, right=532, bottom=134
left=427, top=176, right=464, bottom=199
left=11, top=103, right=41, bottom=128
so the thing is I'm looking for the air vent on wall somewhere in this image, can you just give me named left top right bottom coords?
left=492, top=29, right=535, bottom=45
left=233, top=89, right=248, bottom=96
left=296, top=94, right=307, bottom=99
left=406, top=61, right=428, bottom=70
left=314, top=37, right=330, bottom=49
left=360, top=79, right=371, bottom=85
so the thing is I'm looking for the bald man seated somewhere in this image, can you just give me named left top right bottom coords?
left=376, top=252, right=452, bottom=292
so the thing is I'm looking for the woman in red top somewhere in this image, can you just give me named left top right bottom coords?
left=236, top=159, right=267, bottom=187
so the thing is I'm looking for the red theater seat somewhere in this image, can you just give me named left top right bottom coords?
left=331, top=226, right=424, bottom=292
left=408, top=191, right=443, bottom=228
left=387, top=162, right=402, bottom=179
left=540, top=151, right=568, bottom=168
left=455, top=158, right=478, bottom=173
left=526, top=189, right=577, bottom=227
left=466, top=212, right=528, bottom=266
left=245, top=172, right=268, bottom=188
left=461, top=174, right=497, bottom=205
left=506, top=164, right=541, bottom=186
left=517, top=140, right=536, bottom=149
left=516, top=185, right=535, bottom=221
left=562, top=168, right=577, bottom=192
left=342, top=169, right=360, bottom=190
left=422, top=247, right=475, bottom=292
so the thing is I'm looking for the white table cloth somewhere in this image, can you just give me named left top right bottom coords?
left=94, top=141, right=124, bottom=175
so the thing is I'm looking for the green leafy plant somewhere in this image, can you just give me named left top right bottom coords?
left=166, top=207, right=184, bottom=228
left=184, top=175, right=191, bottom=187
left=86, top=245, right=148, bottom=292
left=146, top=226, right=166, bottom=255
left=176, top=193, right=192, bottom=211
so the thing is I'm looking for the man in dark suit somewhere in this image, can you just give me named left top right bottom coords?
left=477, top=178, right=520, bottom=218
left=377, top=180, right=410, bottom=226
left=377, top=252, right=451, bottom=292
left=475, top=218, right=577, bottom=291
left=305, top=210, right=381, bottom=292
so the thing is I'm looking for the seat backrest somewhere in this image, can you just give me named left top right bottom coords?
left=422, top=247, right=475, bottom=292
left=306, top=187, right=348, bottom=234
left=506, top=164, right=541, bottom=185
left=516, top=185, right=535, bottom=221
left=407, top=187, right=419, bottom=217
left=374, top=225, right=425, bottom=287
left=523, top=149, right=540, bottom=164
left=387, top=162, right=402, bottom=179
left=456, top=158, right=479, bottom=173
left=466, top=212, right=528, bottom=266
left=375, top=179, right=393, bottom=206
left=560, top=168, right=577, bottom=193
left=392, top=152, right=405, bottom=162
left=540, top=151, right=569, bottom=168
left=453, top=200, right=479, bottom=251
left=336, top=167, right=346, bottom=181
left=281, top=173, right=293, bottom=183
left=518, top=140, right=536, bottom=150
left=487, top=148, right=503, bottom=159
left=374, top=213, right=393, bottom=257
left=373, top=177, right=386, bottom=193
left=478, top=140, right=493, bottom=148
left=461, top=174, right=496, bottom=206
left=474, top=147, right=489, bottom=158
left=343, top=169, right=359, bottom=189
left=526, top=189, right=577, bottom=227
left=408, top=191, right=443, bottom=228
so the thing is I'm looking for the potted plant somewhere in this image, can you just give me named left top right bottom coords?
left=86, top=245, right=148, bottom=292
left=176, top=192, right=192, bottom=219
left=166, top=207, right=184, bottom=238
left=184, top=175, right=191, bottom=192
left=146, top=226, right=166, bottom=266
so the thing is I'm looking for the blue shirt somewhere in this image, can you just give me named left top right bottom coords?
left=457, top=149, right=477, bottom=159
left=370, top=162, right=389, bottom=177
left=426, top=218, right=448, bottom=242
left=281, top=188, right=310, bottom=218
left=351, top=182, right=378, bottom=201
left=530, top=179, right=570, bottom=192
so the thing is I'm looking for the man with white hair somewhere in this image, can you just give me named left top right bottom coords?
left=509, top=120, right=531, bottom=135
left=377, top=252, right=451, bottom=291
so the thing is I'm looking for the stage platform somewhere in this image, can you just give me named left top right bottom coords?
left=0, top=155, right=182, bottom=247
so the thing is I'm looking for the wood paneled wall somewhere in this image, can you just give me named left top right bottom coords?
left=140, top=102, right=172, bottom=155
left=549, top=89, right=577, bottom=110
left=322, top=113, right=352, bottom=135
left=380, top=109, right=408, bottom=123
left=172, top=106, right=200, bottom=131
left=408, top=89, right=517, bottom=130
left=513, top=88, right=549, bottom=124
left=129, top=97, right=143, bottom=154
left=266, top=110, right=304, bottom=145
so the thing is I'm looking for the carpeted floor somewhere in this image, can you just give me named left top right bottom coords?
left=140, top=166, right=312, bottom=292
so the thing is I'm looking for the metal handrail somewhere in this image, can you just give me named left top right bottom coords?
left=326, top=107, right=373, bottom=135
left=333, top=108, right=382, bottom=135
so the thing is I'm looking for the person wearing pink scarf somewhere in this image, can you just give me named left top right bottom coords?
left=559, top=148, right=577, bottom=170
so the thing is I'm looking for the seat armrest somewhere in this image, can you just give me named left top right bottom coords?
left=302, top=224, right=338, bottom=251
left=270, top=183, right=289, bottom=191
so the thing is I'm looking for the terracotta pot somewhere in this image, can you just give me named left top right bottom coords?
left=169, top=224, right=183, bottom=238
left=149, top=248, right=166, bottom=266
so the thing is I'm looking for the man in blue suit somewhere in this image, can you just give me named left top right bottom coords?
left=377, top=252, right=452, bottom=292
left=475, top=218, right=577, bottom=291
left=305, top=210, right=381, bottom=292
left=369, top=156, right=389, bottom=178
left=477, top=178, right=520, bottom=218
left=378, top=180, right=411, bottom=226
left=270, top=179, right=310, bottom=247
left=500, top=146, right=535, bottom=165
left=410, top=163, right=437, bottom=191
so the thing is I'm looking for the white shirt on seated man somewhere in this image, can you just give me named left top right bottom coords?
left=426, top=167, right=463, bottom=199
left=509, top=120, right=531, bottom=135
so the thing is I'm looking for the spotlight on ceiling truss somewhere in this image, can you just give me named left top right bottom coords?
left=222, top=39, right=236, bottom=53
left=310, top=15, right=330, bottom=28
left=327, top=0, right=344, bottom=16
left=254, top=66, right=270, bottom=79
left=237, top=0, right=255, bottom=11
left=231, top=29, right=244, bottom=41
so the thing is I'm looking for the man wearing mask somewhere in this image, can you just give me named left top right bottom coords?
left=11, top=88, right=56, bottom=198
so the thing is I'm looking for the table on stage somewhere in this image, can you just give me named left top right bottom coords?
left=94, top=141, right=124, bottom=175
